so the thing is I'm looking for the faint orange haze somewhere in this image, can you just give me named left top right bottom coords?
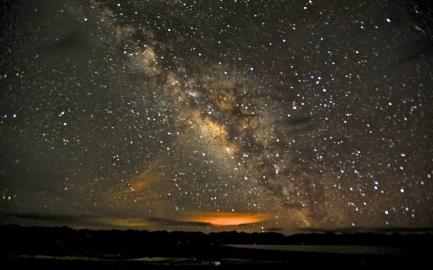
left=129, top=157, right=162, bottom=192
left=185, top=212, right=269, bottom=226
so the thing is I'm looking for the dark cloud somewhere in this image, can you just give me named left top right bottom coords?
left=1, top=212, right=210, bottom=229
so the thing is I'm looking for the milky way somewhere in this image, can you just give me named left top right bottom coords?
left=1, top=0, right=433, bottom=233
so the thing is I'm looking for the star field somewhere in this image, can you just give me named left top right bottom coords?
left=0, top=0, right=432, bottom=233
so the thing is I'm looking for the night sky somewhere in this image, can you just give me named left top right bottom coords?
left=1, top=0, right=433, bottom=233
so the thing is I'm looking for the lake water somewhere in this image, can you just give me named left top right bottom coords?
left=226, top=244, right=404, bottom=255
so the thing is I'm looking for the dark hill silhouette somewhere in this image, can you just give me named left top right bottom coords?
left=1, top=225, right=433, bottom=269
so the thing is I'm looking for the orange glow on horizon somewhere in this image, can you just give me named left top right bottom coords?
left=186, top=212, right=268, bottom=226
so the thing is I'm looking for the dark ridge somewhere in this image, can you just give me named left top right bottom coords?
left=1, top=225, right=433, bottom=269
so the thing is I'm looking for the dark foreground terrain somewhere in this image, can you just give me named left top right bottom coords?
left=1, top=225, right=433, bottom=269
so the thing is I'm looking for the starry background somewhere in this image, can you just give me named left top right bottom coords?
left=0, top=0, right=432, bottom=233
